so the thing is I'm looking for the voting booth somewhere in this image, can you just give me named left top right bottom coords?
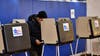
left=76, top=17, right=91, bottom=38
left=0, top=23, right=31, bottom=53
left=57, top=18, right=74, bottom=43
left=91, top=17, right=100, bottom=37
left=0, top=27, right=4, bottom=53
left=12, top=19, right=26, bottom=23
left=76, top=17, right=100, bottom=38
left=41, top=18, right=58, bottom=44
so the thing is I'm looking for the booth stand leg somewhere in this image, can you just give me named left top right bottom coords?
left=56, top=45, right=60, bottom=56
left=70, top=43, right=74, bottom=56
left=41, top=44, right=45, bottom=56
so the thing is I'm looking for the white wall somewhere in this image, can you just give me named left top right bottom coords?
left=87, top=0, right=100, bottom=54
left=87, top=0, right=100, bottom=17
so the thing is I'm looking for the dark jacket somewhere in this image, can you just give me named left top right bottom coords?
left=27, top=16, right=42, bottom=51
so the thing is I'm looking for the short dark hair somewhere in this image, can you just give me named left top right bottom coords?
left=37, top=11, right=47, bottom=18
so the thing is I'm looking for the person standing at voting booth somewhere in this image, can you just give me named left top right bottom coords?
left=27, top=11, right=47, bottom=56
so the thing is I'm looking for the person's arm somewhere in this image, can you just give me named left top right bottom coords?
left=30, top=36, right=42, bottom=45
left=27, top=22, right=43, bottom=45
left=35, top=39, right=43, bottom=45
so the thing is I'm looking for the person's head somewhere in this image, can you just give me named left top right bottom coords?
left=37, top=11, right=47, bottom=18
left=37, top=11, right=48, bottom=24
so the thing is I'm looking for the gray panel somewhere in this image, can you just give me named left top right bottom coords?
left=3, top=23, right=31, bottom=53
left=0, top=27, right=4, bottom=53
left=91, top=17, right=100, bottom=36
left=41, top=18, right=58, bottom=44
left=57, top=18, right=74, bottom=43
left=76, top=17, right=91, bottom=38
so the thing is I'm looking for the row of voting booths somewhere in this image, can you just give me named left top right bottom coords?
left=0, top=18, right=75, bottom=56
left=0, top=17, right=100, bottom=56
left=41, top=17, right=100, bottom=56
left=41, top=18, right=74, bottom=56
left=76, top=17, right=100, bottom=56
left=41, top=18, right=74, bottom=44
left=76, top=17, right=100, bottom=38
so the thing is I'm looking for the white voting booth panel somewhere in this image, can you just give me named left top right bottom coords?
left=41, top=18, right=58, bottom=44
left=76, top=17, right=91, bottom=38
left=57, top=18, right=74, bottom=43
left=12, top=19, right=26, bottom=23
left=0, top=28, right=4, bottom=53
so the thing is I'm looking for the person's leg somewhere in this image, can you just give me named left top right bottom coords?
left=30, top=50, right=38, bottom=56
left=37, top=51, right=41, bottom=56
left=37, top=47, right=42, bottom=56
left=1, top=53, right=11, bottom=56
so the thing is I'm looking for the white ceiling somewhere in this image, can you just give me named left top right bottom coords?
left=40, top=0, right=86, bottom=2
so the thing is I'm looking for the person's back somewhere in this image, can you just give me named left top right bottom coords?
left=27, top=14, right=42, bottom=56
left=27, top=11, right=48, bottom=56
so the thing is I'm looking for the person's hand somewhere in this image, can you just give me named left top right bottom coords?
left=35, top=39, right=42, bottom=45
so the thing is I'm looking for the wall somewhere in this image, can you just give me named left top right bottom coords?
left=87, top=0, right=100, bottom=54
left=87, top=0, right=100, bottom=17
left=0, top=0, right=86, bottom=56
